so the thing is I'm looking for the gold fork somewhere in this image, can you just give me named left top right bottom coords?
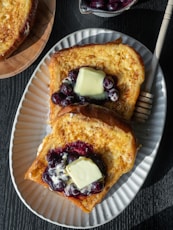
left=133, top=0, right=173, bottom=122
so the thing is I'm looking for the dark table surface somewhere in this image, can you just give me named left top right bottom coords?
left=1, top=0, right=173, bottom=229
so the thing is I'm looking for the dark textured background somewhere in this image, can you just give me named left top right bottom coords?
left=1, top=0, right=173, bottom=229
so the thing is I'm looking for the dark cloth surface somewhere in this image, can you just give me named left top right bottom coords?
left=1, top=0, right=173, bottom=229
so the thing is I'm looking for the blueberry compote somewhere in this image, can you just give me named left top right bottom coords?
left=85, top=0, right=133, bottom=11
left=42, top=141, right=106, bottom=197
left=51, top=67, right=119, bottom=107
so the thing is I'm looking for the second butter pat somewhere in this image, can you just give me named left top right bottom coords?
left=66, top=156, right=103, bottom=189
left=74, top=67, right=105, bottom=96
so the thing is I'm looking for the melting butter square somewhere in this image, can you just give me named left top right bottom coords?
left=74, top=67, right=105, bottom=96
left=66, top=156, right=102, bottom=189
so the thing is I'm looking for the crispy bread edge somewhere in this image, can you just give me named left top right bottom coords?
left=25, top=104, right=138, bottom=213
left=48, top=41, right=145, bottom=124
left=0, top=0, right=38, bottom=60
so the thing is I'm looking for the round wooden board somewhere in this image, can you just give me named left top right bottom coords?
left=0, top=0, right=56, bottom=79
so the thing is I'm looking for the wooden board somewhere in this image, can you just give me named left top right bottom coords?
left=0, top=0, right=56, bottom=79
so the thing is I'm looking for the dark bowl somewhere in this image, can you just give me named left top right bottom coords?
left=79, top=0, right=138, bottom=17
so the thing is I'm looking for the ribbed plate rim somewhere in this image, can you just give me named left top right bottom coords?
left=9, top=28, right=167, bottom=229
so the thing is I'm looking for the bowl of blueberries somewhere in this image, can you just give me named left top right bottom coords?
left=79, top=0, right=138, bottom=17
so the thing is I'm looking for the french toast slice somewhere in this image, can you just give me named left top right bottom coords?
left=49, top=40, right=145, bottom=125
left=0, top=0, right=38, bottom=60
left=25, top=104, right=138, bottom=213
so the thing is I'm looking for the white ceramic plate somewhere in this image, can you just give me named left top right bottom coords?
left=9, top=28, right=166, bottom=229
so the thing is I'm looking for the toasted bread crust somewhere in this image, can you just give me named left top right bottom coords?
left=25, top=104, right=137, bottom=213
left=0, top=0, right=38, bottom=60
left=58, top=103, right=132, bottom=132
left=49, top=40, right=145, bottom=124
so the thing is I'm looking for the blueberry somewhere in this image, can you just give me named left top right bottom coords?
left=87, top=0, right=132, bottom=11
left=60, top=83, right=73, bottom=96
left=108, top=0, right=119, bottom=3
left=51, top=92, right=65, bottom=105
left=121, top=0, right=132, bottom=7
left=81, top=188, right=90, bottom=196
left=70, top=184, right=80, bottom=196
left=60, top=95, right=76, bottom=106
left=42, top=169, right=51, bottom=184
left=42, top=169, right=57, bottom=191
left=78, top=95, right=88, bottom=104
left=68, top=69, right=79, bottom=83
left=108, top=88, right=119, bottom=102
left=47, top=151, right=61, bottom=167
left=54, top=179, right=66, bottom=192
left=91, top=181, right=104, bottom=193
left=103, top=76, right=114, bottom=90
left=66, top=141, right=93, bottom=156
left=107, top=2, right=119, bottom=11
left=67, top=153, right=78, bottom=164
left=90, top=0, right=106, bottom=9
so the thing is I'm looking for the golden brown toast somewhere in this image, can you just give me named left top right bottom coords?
left=25, top=104, right=138, bottom=213
left=0, top=0, right=38, bottom=60
left=49, top=40, right=145, bottom=125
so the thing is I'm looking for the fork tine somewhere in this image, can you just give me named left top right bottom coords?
left=133, top=112, right=149, bottom=123
left=133, top=91, right=153, bottom=122
left=136, top=101, right=152, bottom=109
left=135, top=106, right=151, bottom=115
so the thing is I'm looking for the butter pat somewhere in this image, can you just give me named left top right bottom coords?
left=66, top=157, right=102, bottom=189
left=74, top=67, right=105, bottom=96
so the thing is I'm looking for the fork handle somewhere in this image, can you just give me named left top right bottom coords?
left=145, top=0, right=173, bottom=92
